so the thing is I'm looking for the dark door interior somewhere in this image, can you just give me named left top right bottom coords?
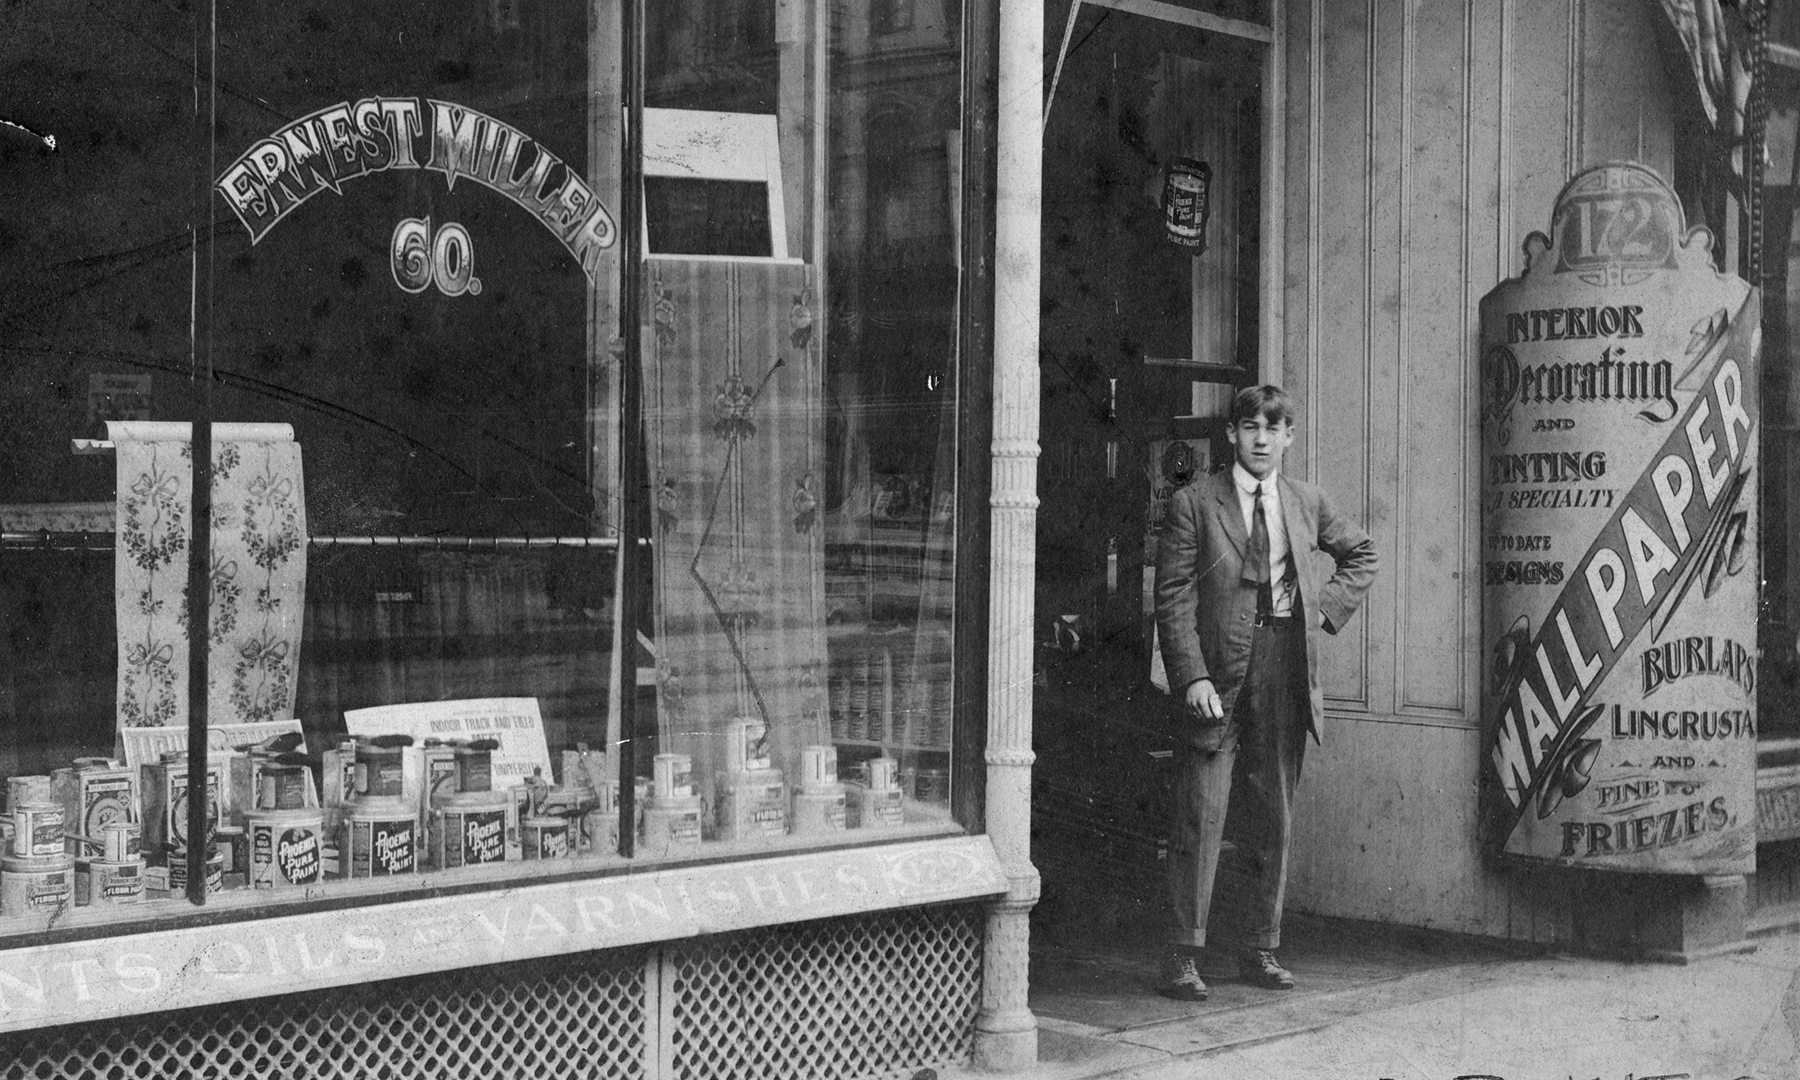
left=1032, top=3, right=1265, bottom=935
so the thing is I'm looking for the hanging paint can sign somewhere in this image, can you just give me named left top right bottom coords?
left=1478, top=162, right=1758, bottom=873
left=1161, top=157, right=1211, bottom=252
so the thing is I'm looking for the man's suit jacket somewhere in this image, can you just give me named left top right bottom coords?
left=1154, top=467, right=1378, bottom=744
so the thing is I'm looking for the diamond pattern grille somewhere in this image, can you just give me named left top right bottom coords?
left=666, top=905, right=983, bottom=1080
left=0, top=946, right=649, bottom=1080
left=0, top=904, right=981, bottom=1080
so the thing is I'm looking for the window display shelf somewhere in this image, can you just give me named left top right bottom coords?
left=0, top=830, right=1003, bottom=1036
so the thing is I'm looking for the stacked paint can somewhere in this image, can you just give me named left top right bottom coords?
left=431, top=791, right=511, bottom=868
left=849, top=756, right=905, bottom=829
left=791, top=745, right=847, bottom=835
left=71, top=817, right=145, bottom=907
left=75, top=854, right=144, bottom=906
left=421, top=740, right=462, bottom=809
left=355, top=742, right=409, bottom=800
left=715, top=719, right=787, bottom=843
left=2, top=781, right=73, bottom=917
left=428, top=742, right=511, bottom=869
left=166, top=847, right=225, bottom=896
left=337, top=739, right=418, bottom=878
left=245, top=760, right=324, bottom=890
left=641, top=754, right=703, bottom=852
left=559, top=746, right=618, bottom=855
left=51, top=758, right=136, bottom=856
left=584, top=776, right=621, bottom=854
left=215, top=825, right=248, bottom=889
left=141, top=751, right=224, bottom=866
left=342, top=795, right=419, bottom=878
left=320, top=738, right=360, bottom=826
left=521, top=814, right=572, bottom=860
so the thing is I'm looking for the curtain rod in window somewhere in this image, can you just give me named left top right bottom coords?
left=1, top=532, right=637, bottom=551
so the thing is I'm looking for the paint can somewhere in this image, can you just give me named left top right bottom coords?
left=791, top=789, right=847, bottom=834
left=431, top=790, right=510, bottom=869
left=214, top=825, right=247, bottom=888
left=803, top=746, right=838, bottom=786
left=167, top=848, right=224, bottom=895
left=75, top=857, right=144, bottom=906
left=5, top=775, right=51, bottom=813
left=423, top=741, right=461, bottom=802
left=652, top=754, right=692, bottom=799
left=454, top=745, right=494, bottom=793
left=247, top=807, right=325, bottom=889
left=1161, top=156, right=1213, bottom=250
left=12, top=802, right=64, bottom=859
left=581, top=810, right=620, bottom=854
left=865, top=757, right=898, bottom=791
left=0, top=854, right=72, bottom=916
left=574, top=778, right=620, bottom=854
left=852, top=757, right=905, bottom=828
left=355, top=744, right=407, bottom=799
left=521, top=815, right=572, bottom=860
left=101, top=819, right=142, bottom=863
left=792, top=747, right=846, bottom=834
left=143, top=755, right=223, bottom=855
left=322, top=739, right=359, bottom=809
left=259, top=764, right=312, bottom=811
left=914, top=769, right=949, bottom=805
left=51, top=761, right=135, bottom=853
left=641, top=793, right=703, bottom=852
left=343, top=798, right=418, bottom=878
left=724, top=717, right=771, bottom=773
left=715, top=773, right=788, bottom=842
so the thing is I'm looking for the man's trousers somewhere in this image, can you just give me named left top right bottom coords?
left=1166, top=619, right=1308, bottom=952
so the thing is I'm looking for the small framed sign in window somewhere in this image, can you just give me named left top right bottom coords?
left=643, top=108, right=795, bottom=262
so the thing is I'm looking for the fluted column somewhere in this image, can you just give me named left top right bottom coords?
left=971, top=0, right=1041, bottom=1069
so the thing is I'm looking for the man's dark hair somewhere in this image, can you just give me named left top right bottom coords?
left=1228, top=384, right=1294, bottom=427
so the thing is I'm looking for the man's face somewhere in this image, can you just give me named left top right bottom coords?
left=1228, top=413, right=1293, bottom=480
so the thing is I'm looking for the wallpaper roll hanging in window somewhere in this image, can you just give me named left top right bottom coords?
left=110, top=421, right=307, bottom=735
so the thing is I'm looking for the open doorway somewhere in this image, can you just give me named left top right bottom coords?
left=1031, top=0, right=1273, bottom=939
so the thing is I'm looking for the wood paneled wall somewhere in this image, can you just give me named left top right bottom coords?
left=1278, top=0, right=1675, bottom=941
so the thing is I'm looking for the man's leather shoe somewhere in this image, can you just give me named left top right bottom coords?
left=1158, top=951, right=1209, bottom=1001
left=1237, top=949, right=1295, bottom=989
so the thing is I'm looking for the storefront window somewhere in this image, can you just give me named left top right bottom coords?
left=0, top=0, right=964, bottom=933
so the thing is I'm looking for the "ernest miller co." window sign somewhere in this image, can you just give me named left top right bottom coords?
left=214, top=97, right=616, bottom=290
left=1478, top=162, right=1758, bottom=874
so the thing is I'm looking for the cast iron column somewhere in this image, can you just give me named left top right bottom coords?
left=972, top=0, right=1041, bottom=1068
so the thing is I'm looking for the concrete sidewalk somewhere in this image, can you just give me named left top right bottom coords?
left=948, top=913, right=1800, bottom=1080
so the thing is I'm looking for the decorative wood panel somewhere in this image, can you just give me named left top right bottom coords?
left=1308, top=0, right=1374, bottom=710
left=1396, top=0, right=1476, bottom=715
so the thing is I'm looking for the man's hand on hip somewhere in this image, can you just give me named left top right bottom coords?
left=1184, top=678, right=1222, bottom=721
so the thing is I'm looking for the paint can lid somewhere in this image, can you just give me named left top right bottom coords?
left=645, top=793, right=703, bottom=812
left=1, top=853, right=72, bottom=873
left=434, top=790, right=510, bottom=810
left=244, top=807, right=325, bottom=826
left=344, top=796, right=417, bottom=820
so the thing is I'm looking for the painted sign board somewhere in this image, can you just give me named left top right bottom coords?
left=344, top=697, right=552, bottom=788
left=0, top=834, right=1005, bottom=1034
left=1757, top=771, right=1800, bottom=843
left=1479, top=162, right=1758, bottom=873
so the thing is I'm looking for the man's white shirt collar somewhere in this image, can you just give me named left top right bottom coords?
left=1232, top=462, right=1279, bottom=495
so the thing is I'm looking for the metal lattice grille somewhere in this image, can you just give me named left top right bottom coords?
left=0, top=947, right=648, bottom=1080
left=0, top=905, right=981, bottom=1080
left=665, top=905, right=983, bottom=1080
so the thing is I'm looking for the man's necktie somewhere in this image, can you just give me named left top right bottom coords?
left=1249, top=484, right=1272, bottom=613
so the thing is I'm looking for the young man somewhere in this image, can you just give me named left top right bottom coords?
left=1152, top=384, right=1378, bottom=1000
